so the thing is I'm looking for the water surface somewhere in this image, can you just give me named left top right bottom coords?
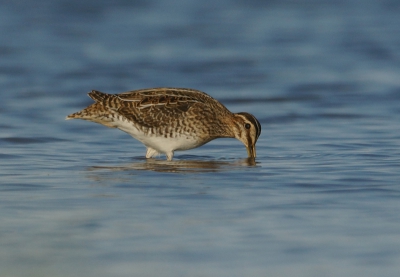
left=1, top=0, right=400, bottom=276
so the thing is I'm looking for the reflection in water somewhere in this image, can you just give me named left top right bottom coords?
left=87, top=157, right=257, bottom=174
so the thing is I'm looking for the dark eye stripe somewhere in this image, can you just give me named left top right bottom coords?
left=237, top=112, right=261, bottom=139
left=249, top=114, right=261, bottom=139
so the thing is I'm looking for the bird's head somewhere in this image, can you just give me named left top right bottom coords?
left=232, top=112, right=261, bottom=158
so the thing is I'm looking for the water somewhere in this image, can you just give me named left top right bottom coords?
left=1, top=0, right=400, bottom=276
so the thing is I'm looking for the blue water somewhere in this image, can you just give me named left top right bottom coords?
left=1, top=0, right=400, bottom=276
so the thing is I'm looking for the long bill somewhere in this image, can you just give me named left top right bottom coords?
left=246, top=144, right=256, bottom=158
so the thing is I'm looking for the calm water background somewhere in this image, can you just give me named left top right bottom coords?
left=1, top=0, right=400, bottom=276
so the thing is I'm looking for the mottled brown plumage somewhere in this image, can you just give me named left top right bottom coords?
left=66, top=88, right=261, bottom=160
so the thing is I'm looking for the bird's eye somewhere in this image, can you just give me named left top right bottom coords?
left=245, top=123, right=251, bottom=129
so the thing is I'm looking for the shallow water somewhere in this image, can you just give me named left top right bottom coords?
left=1, top=0, right=400, bottom=276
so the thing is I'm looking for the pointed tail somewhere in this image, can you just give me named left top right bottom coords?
left=65, top=102, right=119, bottom=128
left=65, top=103, right=103, bottom=120
left=65, top=90, right=122, bottom=128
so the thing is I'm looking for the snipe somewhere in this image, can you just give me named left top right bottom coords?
left=66, top=88, right=261, bottom=160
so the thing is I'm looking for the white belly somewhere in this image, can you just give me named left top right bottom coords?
left=116, top=120, right=202, bottom=154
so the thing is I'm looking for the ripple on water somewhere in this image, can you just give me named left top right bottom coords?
left=0, top=137, right=68, bottom=144
left=0, top=153, right=19, bottom=159
left=0, top=183, right=49, bottom=192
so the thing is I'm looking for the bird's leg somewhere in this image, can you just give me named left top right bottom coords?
left=166, top=151, right=174, bottom=161
left=146, top=147, right=159, bottom=158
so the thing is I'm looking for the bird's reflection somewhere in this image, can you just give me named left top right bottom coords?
left=87, top=156, right=257, bottom=174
